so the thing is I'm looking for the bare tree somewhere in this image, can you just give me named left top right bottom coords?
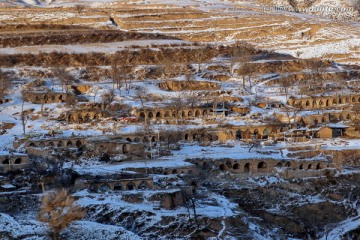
left=169, top=92, right=186, bottom=124
left=0, top=70, right=10, bottom=99
left=230, top=42, right=252, bottom=77
left=20, top=99, right=29, bottom=135
left=75, top=4, right=85, bottom=14
left=194, top=47, right=205, bottom=73
left=135, top=87, right=149, bottom=124
left=279, top=77, right=292, bottom=101
left=248, top=137, right=261, bottom=152
left=37, top=188, right=84, bottom=240
left=111, top=54, right=120, bottom=91
left=101, top=89, right=115, bottom=109
left=53, top=68, right=74, bottom=92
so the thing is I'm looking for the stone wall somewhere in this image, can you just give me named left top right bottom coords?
left=23, top=91, right=73, bottom=104
left=0, top=153, right=30, bottom=173
left=287, top=94, right=360, bottom=109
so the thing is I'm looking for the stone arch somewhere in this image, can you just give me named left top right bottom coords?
left=184, top=133, right=189, bottom=141
left=352, top=97, right=356, bottom=103
left=164, top=111, right=170, bottom=118
left=159, top=135, right=165, bottom=142
left=188, top=110, right=193, bottom=117
left=346, top=114, right=350, bottom=120
left=156, top=111, right=162, bottom=118
left=48, top=142, right=54, bottom=147
left=319, top=99, right=324, bottom=106
left=84, top=112, right=91, bottom=122
left=339, top=98, right=343, bottom=104
left=67, top=140, right=73, bottom=147
left=244, top=129, right=251, bottom=139
left=233, top=163, right=241, bottom=170
left=306, top=100, right=310, bottom=107
left=89, top=184, right=98, bottom=192
left=203, top=109, right=208, bottom=116
left=276, top=162, right=283, bottom=167
left=299, top=164, right=304, bottom=170
left=346, top=97, right=350, bottom=103
left=263, top=129, right=269, bottom=139
left=58, top=95, right=63, bottom=101
left=126, top=137, right=132, bottom=142
left=285, top=162, right=291, bottom=168
left=326, top=99, right=330, bottom=107
left=257, top=161, right=267, bottom=172
left=236, top=130, right=242, bottom=140
left=148, top=112, right=154, bottom=119
left=172, top=169, right=178, bottom=174
left=76, top=140, right=82, bottom=147
left=333, top=98, right=337, bottom=104
left=113, top=183, right=123, bottom=191
left=316, top=163, right=322, bottom=170
left=307, top=164, right=312, bottom=170
left=127, top=182, right=136, bottom=190
left=138, top=181, right=149, bottom=190
left=57, top=141, right=63, bottom=147
left=193, top=133, right=198, bottom=141
left=2, top=159, right=9, bottom=164
left=39, top=142, right=45, bottom=147
left=14, top=158, right=22, bottom=164
left=68, top=114, right=76, bottom=122
left=123, top=144, right=130, bottom=154
left=140, top=112, right=145, bottom=119
left=29, top=142, right=36, bottom=147
left=300, top=118, right=306, bottom=127
left=99, top=184, right=111, bottom=192
left=219, top=163, right=228, bottom=171
left=134, top=137, right=141, bottom=143
left=322, top=116, right=327, bottom=123
left=244, top=163, right=250, bottom=173
left=195, top=110, right=201, bottom=117
left=312, top=99, right=317, bottom=108
left=314, top=118, right=319, bottom=125
left=181, top=111, right=186, bottom=118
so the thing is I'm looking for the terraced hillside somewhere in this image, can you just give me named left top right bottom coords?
left=0, top=0, right=359, bottom=64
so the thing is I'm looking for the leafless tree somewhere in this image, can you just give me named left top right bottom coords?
left=230, top=42, right=252, bottom=77
left=238, top=63, right=256, bottom=92
left=111, top=54, right=120, bottom=91
left=53, top=68, right=74, bottom=92
left=37, top=188, right=84, bottom=240
left=248, top=137, right=261, bottom=152
left=194, top=47, right=205, bottom=72
left=0, top=70, right=10, bottom=99
left=101, top=89, right=115, bottom=109
left=279, top=77, right=292, bottom=101
left=135, top=87, right=149, bottom=124
left=181, top=188, right=199, bottom=228
left=20, top=98, right=29, bottom=135
left=169, top=92, right=186, bottom=124
left=75, top=4, right=85, bottom=14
